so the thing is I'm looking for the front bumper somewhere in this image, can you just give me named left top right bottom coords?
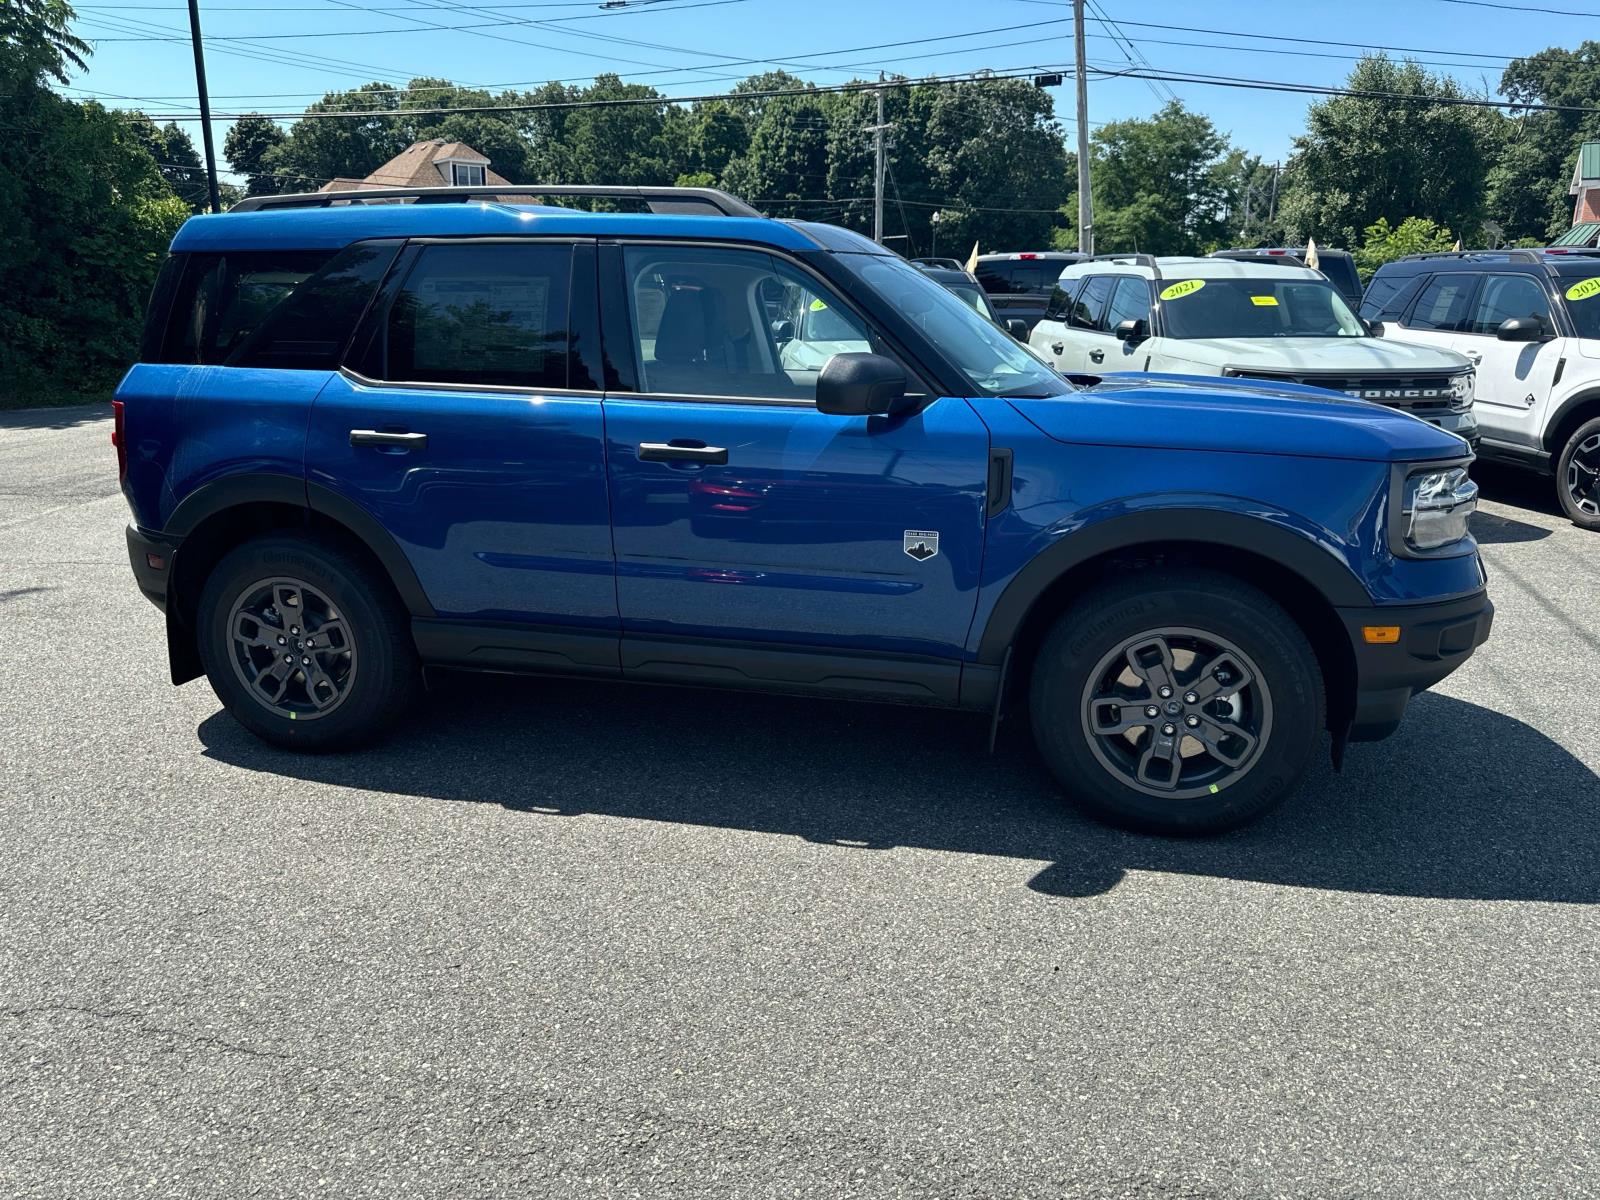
left=1336, top=588, right=1494, bottom=741
left=126, top=523, right=181, bottom=611
left=1424, top=407, right=1478, bottom=448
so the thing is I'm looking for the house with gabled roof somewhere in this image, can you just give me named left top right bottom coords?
left=1558, top=141, right=1600, bottom=247
left=319, top=139, right=513, bottom=194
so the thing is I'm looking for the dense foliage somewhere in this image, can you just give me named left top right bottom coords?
left=1, top=2, right=187, bottom=402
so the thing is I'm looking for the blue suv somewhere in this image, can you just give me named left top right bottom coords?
left=116, top=184, right=1492, bottom=834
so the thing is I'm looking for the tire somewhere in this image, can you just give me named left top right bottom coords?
left=1555, top=415, right=1600, bottom=531
left=197, top=534, right=420, bottom=751
left=1028, top=569, right=1324, bottom=836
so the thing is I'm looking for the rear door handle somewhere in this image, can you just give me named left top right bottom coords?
left=639, top=442, right=728, bottom=464
left=1089, top=348, right=1106, bottom=363
left=350, top=429, right=427, bottom=449
left=1051, top=342, right=1065, bottom=355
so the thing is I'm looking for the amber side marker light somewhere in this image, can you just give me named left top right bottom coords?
left=1363, top=626, right=1401, bottom=644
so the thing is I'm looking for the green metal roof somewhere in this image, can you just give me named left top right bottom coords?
left=1554, top=222, right=1600, bottom=247
left=1582, top=142, right=1600, bottom=181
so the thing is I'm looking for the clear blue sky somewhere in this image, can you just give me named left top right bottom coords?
left=54, top=0, right=1600, bottom=184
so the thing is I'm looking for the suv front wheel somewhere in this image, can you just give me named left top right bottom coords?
left=197, top=534, right=421, bottom=751
left=1029, top=570, right=1325, bottom=835
left=1556, top=415, right=1600, bottom=531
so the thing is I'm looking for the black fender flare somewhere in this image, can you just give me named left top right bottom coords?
left=163, top=473, right=435, bottom=618
left=974, top=508, right=1370, bottom=664
left=1545, top=388, right=1600, bottom=453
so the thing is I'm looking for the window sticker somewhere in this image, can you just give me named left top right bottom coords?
left=1159, top=279, right=1205, bottom=301
left=1565, top=277, right=1600, bottom=302
left=809, top=297, right=829, bottom=311
left=1250, top=295, right=1279, bottom=306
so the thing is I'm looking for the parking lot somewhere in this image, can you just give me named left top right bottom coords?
left=2, top=403, right=1597, bottom=1198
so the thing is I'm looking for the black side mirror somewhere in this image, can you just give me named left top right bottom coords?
left=816, top=353, right=911, bottom=416
left=1005, top=318, right=1030, bottom=340
left=1496, top=315, right=1547, bottom=342
left=1115, top=318, right=1148, bottom=344
left=771, top=319, right=794, bottom=343
left=1361, top=316, right=1385, bottom=337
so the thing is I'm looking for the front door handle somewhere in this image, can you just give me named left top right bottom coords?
left=1051, top=342, right=1065, bottom=355
left=639, top=442, right=728, bottom=464
left=1089, top=348, right=1106, bottom=364
left=350, top=429, right=427, bottom=449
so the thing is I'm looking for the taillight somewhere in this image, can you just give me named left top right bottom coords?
left=1017, top=252, right=1038, bottom=260
left=111, top=399, right=127, bottom=481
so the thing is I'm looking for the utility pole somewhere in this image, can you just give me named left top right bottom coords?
left=185, top=0, right=222, bottom=213
left=868, top=78, right=889, bottom=245
left=1268, top=161, right=1280, bottom=223
left=1073, top=0, right=1093, bottom=254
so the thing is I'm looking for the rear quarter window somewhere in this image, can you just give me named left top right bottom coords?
left=159, top=250, right=332, bottom=364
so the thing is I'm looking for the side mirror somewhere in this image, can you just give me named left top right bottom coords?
left=1496, top=315, right=1547, bottom=342
left=1114, top=318, right=1148, bottom=344
left=1362, top=317, right=1385, bottom=337
left=816, top=352, right=911, bottom=417
left=771, top=319, right=794, bottom=343
left=1005, top=318, right=1030, bottom=340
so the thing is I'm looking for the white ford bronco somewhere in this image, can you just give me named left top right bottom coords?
left=1030, top=254, right=1478, bottom=447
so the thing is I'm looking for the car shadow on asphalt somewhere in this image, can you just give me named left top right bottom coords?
left=1472, top=462, right=1563, bottom=520
left=197, top=674, right=1600, bottom=904
left=1469, top=509, right=1552, bottom=544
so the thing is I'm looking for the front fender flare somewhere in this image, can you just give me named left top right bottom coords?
left=974, top=507, right=1371, bottom=664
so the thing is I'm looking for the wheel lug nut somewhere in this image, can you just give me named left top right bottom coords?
left=1158, top=686, right=1173, bottom=698
left=1144, top=705, right=1159, bottom=718
left=1184, top=691, right=1197, bottom=704
left=283, top=654, right=294, bottom=663
left=290, top=626, right=301, bottom=635
left=1161, top=723, right=1176, bottom=736
left=1185, top=715, right=1200, bottom=728
left=301, top=656, right=310, bottom=665
left=276, top=636, right=286, bottom=645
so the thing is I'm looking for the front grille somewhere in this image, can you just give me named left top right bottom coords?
left=1229, top=370, right=1463, bottom=413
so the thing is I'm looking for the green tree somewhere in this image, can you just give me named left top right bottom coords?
left=1354, top=216, right=1455, bottom=279
left=1279, top=55, right=1498, bottom=249
left=0, top=0, right=89, bottom=88
left=127, top=115, right=209, bottom=212
left=1083, top=101, right=1243, bottom=254
left=1487, top=43, right=1600, bottom=242
left=224, top=113, right=288, bottom=196
left=1, top=16, right=188, bottom=400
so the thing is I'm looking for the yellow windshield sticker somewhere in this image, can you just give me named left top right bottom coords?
left=809, top=298, right=828, bottom=311
left=1565, top=277, right=1600, bottom=302
left=1159, top=279, right=1205, bottom=301
left=1250, top=295, right=1279, bottom=306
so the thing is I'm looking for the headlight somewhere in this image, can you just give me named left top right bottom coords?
left=1398, top=464, right=1478, bottom=552
left=1447, top=371, right=1475, bottom=412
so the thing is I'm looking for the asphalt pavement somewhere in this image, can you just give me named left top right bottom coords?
left=2, top=404, right=1597, bottom=1199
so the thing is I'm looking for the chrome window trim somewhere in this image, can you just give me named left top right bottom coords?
left=338, top=366, right=604, bottom=400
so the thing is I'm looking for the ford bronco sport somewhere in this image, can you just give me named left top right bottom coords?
left=116, top=184, right=1492, bottom=835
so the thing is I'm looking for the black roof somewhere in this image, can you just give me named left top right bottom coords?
left=1371, top=248, right=1600, bottom=278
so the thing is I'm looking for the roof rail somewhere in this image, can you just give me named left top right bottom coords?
left=1397, top=249, right=1544, bottom=263
left=1091, top=251, right=1162, bottom=278
left=229, top=184, right=763, bottom=217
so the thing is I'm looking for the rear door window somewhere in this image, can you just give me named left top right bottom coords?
left=385, top=242, right=573, bottom=389
left=1045, top=277, right=1082, bottom=321
left=1405, top=273, right=1480, bottom=332
left=229, top=241, right=401, bottom=370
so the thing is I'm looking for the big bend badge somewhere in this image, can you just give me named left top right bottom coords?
left=903, top=530, right=939, bottom=561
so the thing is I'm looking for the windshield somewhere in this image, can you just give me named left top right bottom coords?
left=840, top=254, right=1070, bottom=397
left=1560, top=271, right=1600, bottom=338
left=1160, top=277, right=1366, bottom=339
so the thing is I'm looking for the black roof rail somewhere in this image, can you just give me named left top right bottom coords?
left=1090, top=251, right=1162, bottom=278
left=229, top=184, right=762, bottom=217
left=1396, top=249, right=1544, bottom=263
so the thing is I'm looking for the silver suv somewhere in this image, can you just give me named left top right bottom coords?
left=1029, top=254, right=1479, bottom=446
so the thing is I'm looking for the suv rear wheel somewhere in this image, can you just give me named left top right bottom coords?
left=1029, top=570, right=1324, bottom=835
left=1556, top=415, right=1600, bottom=531
left=197, top=535, right=420, bottom=750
